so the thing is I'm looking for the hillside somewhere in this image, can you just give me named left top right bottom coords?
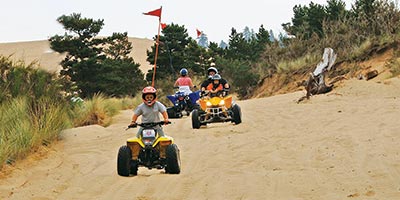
left=0, top=37, right=154, bottom=73
left=0, top=75, right=399, bottom=199
left=252, top=47, right=398, bottom=99
left=1, top=37, right=399, bottom=101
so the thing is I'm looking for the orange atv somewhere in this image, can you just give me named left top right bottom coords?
left=191, top=90, right=242, bottom=129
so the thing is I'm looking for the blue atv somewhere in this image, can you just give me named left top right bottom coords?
left=166, top=87, right=201, bottom=118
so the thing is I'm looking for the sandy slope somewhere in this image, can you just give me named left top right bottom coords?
left=1, top=77, right=400, bottom=200
left=0, top=37, right=154, bottom=73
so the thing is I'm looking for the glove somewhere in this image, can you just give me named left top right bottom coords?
left=223, top=88, right=229, bottom=96
left=202, top=90, right=210, bottom=96
left=164, top=120, right=170, bottom=125
left=128, top=121, right=137, bottom=128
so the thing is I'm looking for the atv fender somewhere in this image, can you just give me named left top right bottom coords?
left=153, top=136, right=174, bottom=147
left=167, top=95, right=178, bottom=104
left=188, top=90, right=201, bottom=104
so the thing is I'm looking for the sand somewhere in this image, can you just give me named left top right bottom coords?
left=0, top=77, right=400, bottom=199
left=0, top=37, right=154, bottom=73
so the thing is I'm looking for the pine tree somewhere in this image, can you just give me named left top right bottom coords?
left=49, top=13, right=144, bottom=97
left=146, top=23, right=210, bottom=81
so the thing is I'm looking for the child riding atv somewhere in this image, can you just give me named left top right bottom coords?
left=200, top=66, right=229, bottom=95
left=203, top=74, right=229, bottom=98
left=130, top=86, right=170, bottom=137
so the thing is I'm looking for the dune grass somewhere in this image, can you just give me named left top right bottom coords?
left=0, top=90, right=140, bottom=169
left=276, top=53, right=320, bottom=74
left=72, top=93, right=141, bottom=127
left=0, top=97, right=71, bottom=166
left=0, top=56, right=72, bottom=168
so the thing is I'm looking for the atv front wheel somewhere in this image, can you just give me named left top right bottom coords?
left=117, top=145, right=132, bottom=176
left=191, top=109, right=201, bottom=129
left=232, top=104, right=242, bottom=124
left=130, top=160, right=138, bottom=175
left=165, top=144, right=181, bottom=174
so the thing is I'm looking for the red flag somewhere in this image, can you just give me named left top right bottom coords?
left=143, top=7, right=162, bottom=18
left=161, top=23, right=167, bottom=29
left=196, top=29, right=202, bottom=37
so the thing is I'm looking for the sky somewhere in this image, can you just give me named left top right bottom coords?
left=0, top=0, right=355, bottom=43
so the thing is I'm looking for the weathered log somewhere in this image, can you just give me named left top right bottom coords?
left=364, top=69, right=378, bottom=80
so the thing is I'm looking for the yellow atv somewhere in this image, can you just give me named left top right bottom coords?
left=191, top=90, right=242, bottom=129
left=117, top=122, right=181, bottom=176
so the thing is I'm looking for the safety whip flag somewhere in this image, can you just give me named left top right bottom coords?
left=196, top=29, right=202, bottom=38
left=143, top=7, right=162, bottom=18
left=143, top=6, right=163, bottom=87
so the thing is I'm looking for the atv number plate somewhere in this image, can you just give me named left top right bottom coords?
left=143, top=129, right=156, bottom=137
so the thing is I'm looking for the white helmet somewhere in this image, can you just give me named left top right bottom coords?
left=207, top=67, right=218, bottom=75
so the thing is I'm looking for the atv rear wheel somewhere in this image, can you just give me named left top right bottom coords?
left=165, top=144, right=181, bottom=174
left=167, top=107, right=182, bottom=119
left=191, top=109, right=201, bottom=129
left=232, top=104, right=242, bottom=124
left=117, top=145, right=132, bottom=176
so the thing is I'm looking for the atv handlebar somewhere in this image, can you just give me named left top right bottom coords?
left=201, top=88, right=230, bottom=98
left=126, top=121, right=171, bottom=130
left=174, top=85, right=197, bottom=89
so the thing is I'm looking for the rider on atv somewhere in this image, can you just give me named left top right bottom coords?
left=130, top=86, right=170, bottom=137
left=204, top=74, right=229, bottom=97
left=174, top=68, right=195, bottom=95
left=200, top=66, right=229, bottom=97
left=191, top=73, right=241, bottom=129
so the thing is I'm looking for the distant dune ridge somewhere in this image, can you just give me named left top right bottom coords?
left=0, top=37, right=154, bottom=74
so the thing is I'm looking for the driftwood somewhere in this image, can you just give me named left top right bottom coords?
left=305, top=73, right=333, bottom=98
left=357, top=67, right=379, bottom=81
left=328, top=75, right=347, bottom=85
left=297, top=47, right=340, bottom=103
left=296, top=74, right=347, bottom=103
left=364, top=70, right=379, bottom=80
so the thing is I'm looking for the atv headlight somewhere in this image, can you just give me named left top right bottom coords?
left=219, top=100, right=225, bottom=106
left=206, top=101, right=212, bottom=107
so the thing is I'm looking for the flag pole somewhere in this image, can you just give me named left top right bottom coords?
left=151, top=6, right=162, bottom=88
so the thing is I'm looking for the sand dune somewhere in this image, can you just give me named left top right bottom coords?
left=0, top=77, right=399, bottom=199
left=0, top=37, right=154, bottom=73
